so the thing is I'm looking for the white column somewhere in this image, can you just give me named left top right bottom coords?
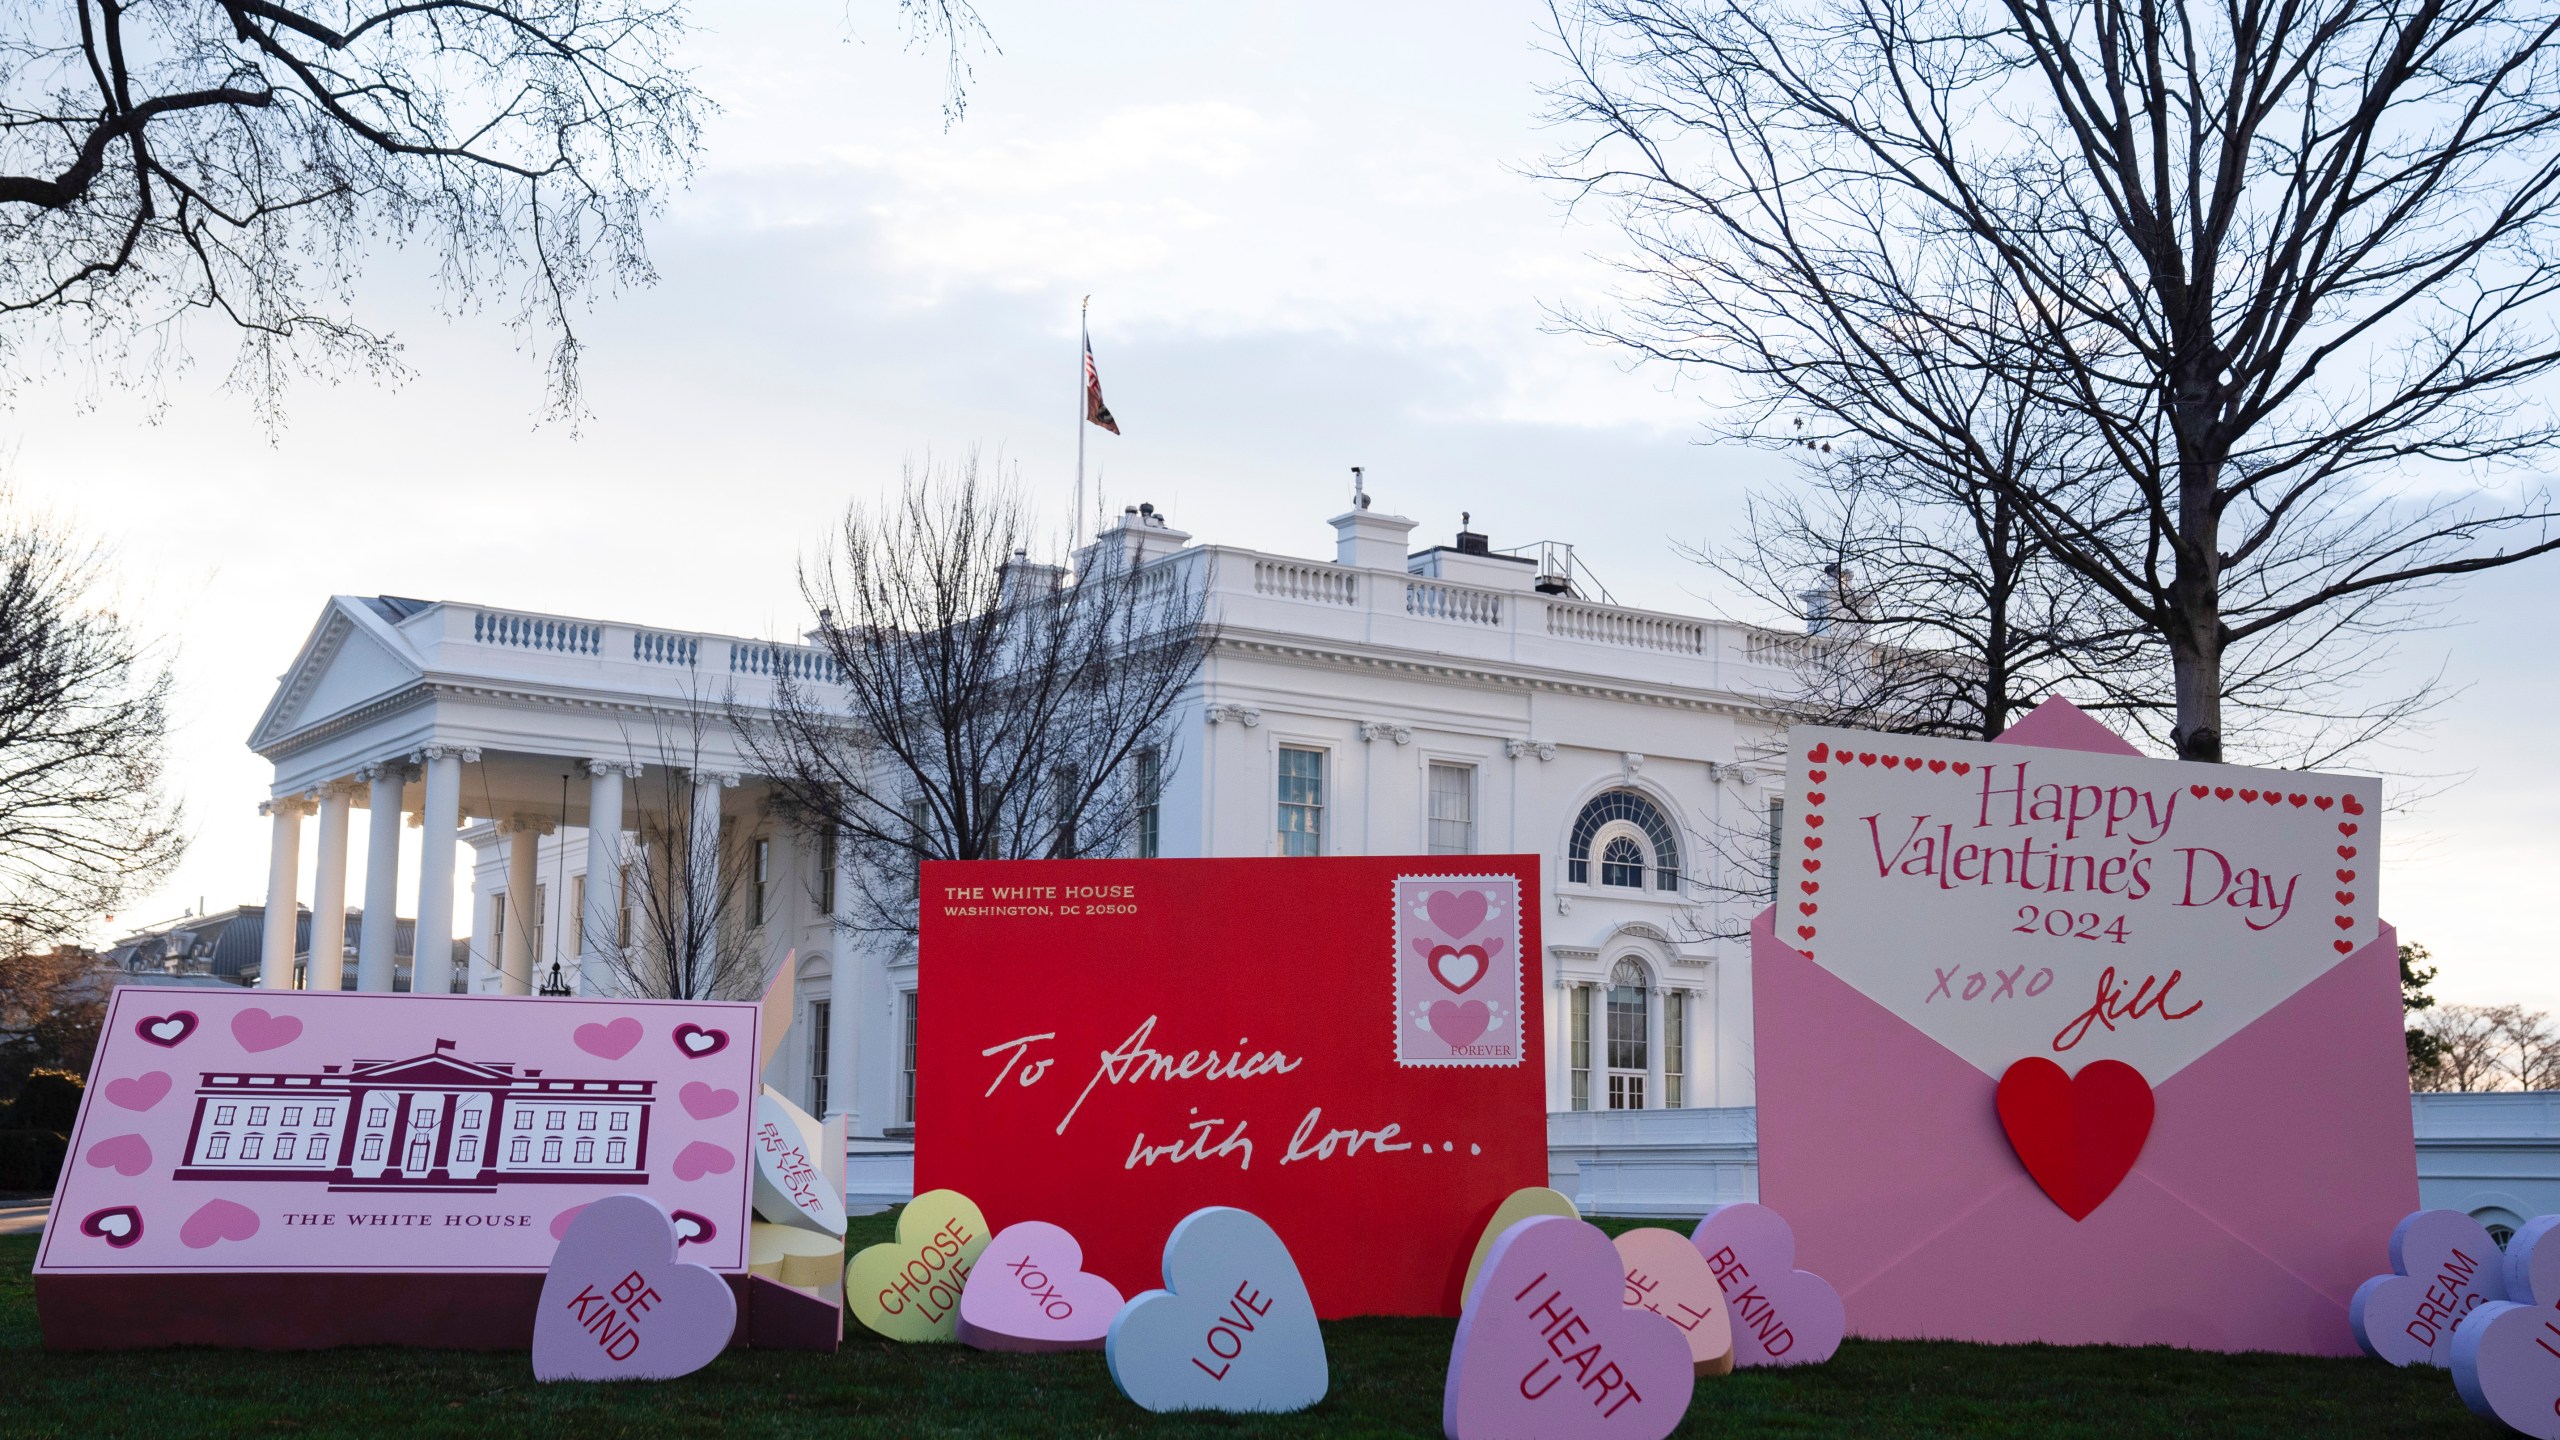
left=687, top=770, right=737, bottom=993
left=1549, top=970, right=1572, bottom=1112
left=412, top=745, right=475, bottom=996
left=828, top=828, right=860, bottom=1129
left=357, top=763, right=408, bottom=992
left=1585, top=980, right=1610, bottom=1111
left=1645, top=984, right=1668, bottom=1111
left=258, top=795, right=314, bottom=989
left=499, top=817, right=551, bottom=996
left=581, top=760, right=636, bottom=997
left=305, top=784, right=357, bottom=993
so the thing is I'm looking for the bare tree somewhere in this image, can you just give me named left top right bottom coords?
left=0, top=945, right=107, bottom=1104
left=741, top=458, right=1209, bottom=940
left=1549, top=0, right=2560, bottom=763
left=2410, top=1002, right=2560, bottom=1092
left=587, top=697, right=766, bottom=1001
left=0, top=0, right=987, bottom=425
left=0, top=491, right=183, bottom=950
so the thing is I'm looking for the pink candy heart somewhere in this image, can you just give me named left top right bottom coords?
left=1689, top=1203, right=1844, bottom=1367
left=180, top=1199, right=259, bottom=1249
left=230, top=1007, right=302, bottom=1053
left=959, top=1221, right=1126, bottom=1353
left=533, top=1194, right=736, bottom=1381
left=2352, top=1209, right=2508, bottom=1366
left=1446, top=1215, right=1695, bottom=1440
left=574, top=1017, right=644, bottom=1060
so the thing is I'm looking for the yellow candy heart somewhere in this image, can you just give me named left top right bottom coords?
left=847, top=1188, right=991, bottom=1342
left=1461, top=1187, right=1581, bottom=1307
left=752, top=1222, right=845, bottom=1291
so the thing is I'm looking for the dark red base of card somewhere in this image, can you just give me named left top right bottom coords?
left=35, top=1272, right=839, bottom=1353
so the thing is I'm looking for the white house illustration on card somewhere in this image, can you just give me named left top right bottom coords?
left=171, top=1039, right=656, bottom=1192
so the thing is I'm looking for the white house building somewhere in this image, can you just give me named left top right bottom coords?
left=245, top=498, right=1804, bottom=1167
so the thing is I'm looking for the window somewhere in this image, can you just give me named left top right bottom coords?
left=900, top=991, right=921, bottom=1126
left=1569, top=986, right=1592, bottom=1112
left=369, top=1106, right=391, bottom=1128
left=248, top=1106, right=269, bottom=1126
left=610, top=1111, right=630, bottom=1132
left=607, top=1139, right=627, bottom=1166
left=307, top=1133, right=330, bottom=1161
left=542, top=1137, right=563, bottom=1164
left=618, top=863, right=634, bottom=948
left=809, top=998, right=833, bottom=1118
left=575, top=1138, right=595, bottom=1164
left=1276, top=747, right=1325, bottom=857
left=460, top=1109, right=482, bottom=1131
left=1136, top=748, right=1162, bottom=859
left=362, top=1136, right=384, bottom=1161
left=281, top=1107, right=302, bottom=1127
left=241, top=1135, right=264, bottom=1161
left=546, top=1109, right=566, bottom=1131
left=1665, top=990, right=1687, bottom=1109
left=273, top=1136, right=296, bottom=1161
left=214, top=1105, right=236, bottom=1126
left=512, top=1109, right=533, bottom=1131
left=531, top=881, right=547, bottom=968
left=1607, top=959, right=1650, bottom=1110
left=1766, top=797, right=1786, bottom=899
left=316, top=1107, right=335, bottom=1127
left=577, top=1110, right=598, bottom=1131
left=490, top=889, right=507, bottom=967
left=751, top=838, right=770, bottom=926
left=456, top=1138, right=478, bottom=1163
left=819, top=829, right=838, bottom=915
left=1600, top=836, right=1647, bottom=888
left=1566, top=790, right=1681, bottom=891
left=206, top=1134, right=230, bottom=1161
left=509, top=1137, right=530, bottom=1164
left=569, top=873, right=586, bottom=954
left=1428, top=763, right=1475, bottom=854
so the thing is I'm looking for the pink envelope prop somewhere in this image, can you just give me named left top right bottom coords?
left=1755, top=700, right=2417, bottom=1354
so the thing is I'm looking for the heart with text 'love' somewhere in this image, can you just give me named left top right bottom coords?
left=1105, top=1206, right=1326, bottom=1414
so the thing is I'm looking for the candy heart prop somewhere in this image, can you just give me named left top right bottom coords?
left=749, top=1093, right=845, bottom=1237
left=958, top=1220, right=1126, bottom=1353
left=1463, top=1186, right=1581, bottom=1304
left=847, top=1188, right=990, bottom=1342
left=2351, top=1208, right=2508, bottom=1366
left=1614, top=1227, right=1734, bottom=1377
left=1688, top=1204, right=1843, bottom=1367
left=2453, top=1300, right=2560, bottom=1434
left=750, top=1222, right=843, bottom=1289
left=2504, top=1214, right=2560, bottom=1307
left=1446, top=1216, right=1695, bottom=1440
left=533, top=1194, right=736, bottom=1382
left=1994, top=1057, right=2153, bottom=1220
left=1106, top=1206, right=1327, bottom=1414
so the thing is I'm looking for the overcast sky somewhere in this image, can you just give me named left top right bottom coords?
left=8, top=0, right=2555, bottom=1009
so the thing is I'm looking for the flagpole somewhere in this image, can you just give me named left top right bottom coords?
left=1075, top=295, right=1089, bottom=551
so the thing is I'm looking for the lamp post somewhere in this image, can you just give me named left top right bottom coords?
left=539, top=960, right=573, bottom=997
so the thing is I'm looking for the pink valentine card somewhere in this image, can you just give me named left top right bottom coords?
left=38, top=988, right=759, bottom=1278
left=1757, top=700, right=2417, bottom=1354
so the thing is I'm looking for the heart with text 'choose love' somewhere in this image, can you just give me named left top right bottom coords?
left=959, top=1221, right=1126, bottom=1353
left=1106, top=1206, right=1327, bottom=1414
left=849, top=1188, right=991, bottom=1343
left=2454, top=1300, right=2560, bottom=1434
left=533, top=1195, right=735, bottom=1382
left=2352, top=1209, right=2509, bottom=1367
left=1688, top=1204, right=1843, bottom=1368
left=1614, top=1227, right=1734, bottom=1377
left=1447, top=1216, right=1696, bottom=1440
left=1994, top=1057, right=2154, bottom=1221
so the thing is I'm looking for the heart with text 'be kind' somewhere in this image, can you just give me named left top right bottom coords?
left=958, top=1221, right=1126, bottom=1353
left=2352, top=1209, right=2510, bottom=1367
left=533, top=1195, right=735, bottom=1382
left=1994, top=1057, right=2155, bottom=1221
left=1105, top=1206, right=1327, bottom=1414
left=1446, top=1216, right=1696, bottom=1440
left=1688, top=1203, right=1843, bottom=1368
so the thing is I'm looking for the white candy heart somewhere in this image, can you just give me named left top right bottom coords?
left=1106, top=1207, right=1327, bottom=1414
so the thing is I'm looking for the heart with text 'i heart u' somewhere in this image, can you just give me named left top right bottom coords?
left=2453, top=1300, right=2560, bottom=1431
left=2351, top=1209, right=2509, bottom=1366
left=1688, top=1203, right=1844, bottom=1367
left=1106, top=1206, right=1327, bottom=1414
left=1446, top=1215, right=1695, bottom=1440
left=958, top=1220, right=1126, bottom=1353
left=1994, top=1057, right=2154, bottom=1221
left=848, top=1189, right=991, bottom=1343
left=1463, top=1187, right=1582, bottom=1306
left=1615, top=1227, right=1735, bottom=1377
left=533, top=1195, right=735, bottom=1382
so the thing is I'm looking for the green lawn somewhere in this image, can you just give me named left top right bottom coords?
left=0, top=1217, right=2510, bottom=1438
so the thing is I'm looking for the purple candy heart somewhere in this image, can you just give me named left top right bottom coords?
left=1689, top=1203, right=1844, bottom=1367
left=533, top=1195, right=736, bottom=1381
left=1446, top=1215, right=1695, bottom=1440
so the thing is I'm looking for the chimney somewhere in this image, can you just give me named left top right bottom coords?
left=998, top=548, right=1067, bottom=605
left=1331, top=504, right=1418, bottom=570
left=1455, top=511, right=1491, bottom=556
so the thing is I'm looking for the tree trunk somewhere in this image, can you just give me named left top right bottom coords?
left=2170, top=432, right=2226, bottom=764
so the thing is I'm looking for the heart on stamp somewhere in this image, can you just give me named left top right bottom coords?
left=1428, top=1000, right=1491, bottom=1051
left=533, top=1194, right=735, bottom=1382
left=135, top=1011, right=197, bottom=1048
left=574, top=1017, right=643, bottom=1060
left=79, top=1206, right=143, bottom=1249
left=848, top=1188, right=992, bottom=1343
left=230, top=1007, right=302, bottom=1053
left=1994, top=1057, right=2153, bottom=1221
left=1447, top=1215, right=1695, bottom=1440
left=2350, top=1209, right=2508, bottom=1366
left=179, top=1198, right=259, bottom=1249
left=2453, top=1301, right=2560, bottom=1428
left=672, top=1023, right=728, bottom=1059
left=1428, top=945, right=1488, bottom=994
left=1615, top=1226, right=1735, bottom=1376
left=1688, top=1203, right=1844, bottom=1366
left=84, top=1133, right=152, bottom=1177
left=104, top=1071, right=171, bottom=1111
left=1106, top=1206, right=1327, bottom=1414
left=1426, top=889, right=1490, bottom=940
left=958, top=1220, right=1127, bottom=1353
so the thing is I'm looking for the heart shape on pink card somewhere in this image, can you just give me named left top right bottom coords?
left=179, top=1199, right=259, bottom=1249
left=1689, top=1203, right=1844, bottom=1367
left=135, top=1011, right=197, bottom=1048
left=1446, top=1215, right=1695, bottom=1440
left=671, top=1141, right=734, bottom=1181
left=574, top=1017, right=643, bottom=1060
left=672, top=1023, right=728, bottom=1059
left=230, top=1007, right=301, bottom=1053
left=84, top=1133, right=152, bottom=1176
left=533, top=1194, right=736, bottom=1382
left=1427, top=945, right=1489, bottom=994
left=104, top=1071, right=171, bottom=1111
left=1427, top=889, right=1490, bottom=940
left=79, top=1206, right=143, bottom=1248
left=958, top=1220, right=1127, bottom=1353
left=679, top=1082, right=739, bottom=1119
left=2351, top=1208, right=2508, bottom=1366
left=1428, top=1000, right=1490, bottom=1050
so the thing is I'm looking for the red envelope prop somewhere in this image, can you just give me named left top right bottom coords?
left=1756, top=699, right=2417, bottom=1353
left=916, top=857, right=1548, bottom=1318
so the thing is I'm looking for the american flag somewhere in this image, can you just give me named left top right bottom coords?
left=1084, top=333, right=1120, bottom=435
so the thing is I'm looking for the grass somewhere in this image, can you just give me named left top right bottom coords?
left=0, top=1215, right=2510, bottom=1438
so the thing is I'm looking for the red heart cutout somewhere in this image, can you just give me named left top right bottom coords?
left=1928, top=759, right=1947, bottom=773
left=2334, top=916, right=2354, bottom=930
left=1800, top=881, right=1820, bottom=894
left=1902, top=756, right=1922, bottom=769
left=2189, top=785, right=2208, bottom=798
left=1803, top=859, right=1822, bottom=872
left=2336, top=868, right=2356, bottom=882
left=1805, top=837, right=1823, bottom=850
left=1858, top=752, right=1878, bottom=765
left=1796, top=925, right=1816, bottom=939
left=2214, top=787, right=2233, bottom=801
left=1428, top=945, right=1490, bottom=995
left=1805, top=814, right=1825, bottom=829
left=1952, top=763, right=1971, bottom=775
left=1798, top=902, right=1817, bottom=916
left=1882, top=756, right=1900, bottom=768
left=1808, top=768, right=1828, bottom=782
left=2343, top=794, right=2366, bottom=815
left=2335, top=890, right=2355, bottom=905
left=1806, top=791, right=1826, bottom=805
left=2334, top=939, right=2355, bottom=954
left=1808, top=743, right=1830, bottom=762
left=2315, top=796, right=2334, bottom=810
left=2237, top=789, right=2258, bottom=802
left=2288, top=794, right=2308, bottom=807
left=2260, top=792, right=2281, bottom=806
left=2338, top=845, right=2358, bottom=859
left=1995, top=1058, right=2153, bottom=1222
left=2339, top=822, right=2359, bottom=836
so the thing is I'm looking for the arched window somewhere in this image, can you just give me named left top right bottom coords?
left=1567, top=790, right=1681, bottom=891
left=1606, top=958, right=1651, bottom=1109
